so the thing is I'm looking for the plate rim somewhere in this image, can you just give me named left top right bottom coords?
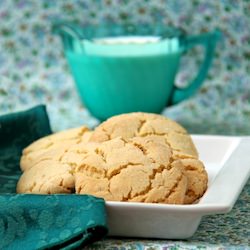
left=105, top=135, right=250, bottom=216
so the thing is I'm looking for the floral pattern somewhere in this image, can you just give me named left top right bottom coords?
left=0, top=0, right=249, bottom=134
left=0, top=0, right=250, bottom=249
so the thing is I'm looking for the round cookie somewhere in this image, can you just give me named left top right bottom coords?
left=16, top=159, right=75, bottom=194
left=20, top=126, right=91, bottom=171
left=89, top=113, right=207, bottom=203
left=89, top=112, right=198, bottom=159
left=17, top=141, right=99, bottom=194
left=75, top=136, right=188, bottom=204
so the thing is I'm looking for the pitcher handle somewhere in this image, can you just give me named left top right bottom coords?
left=171, top=29, right=221, bottom=104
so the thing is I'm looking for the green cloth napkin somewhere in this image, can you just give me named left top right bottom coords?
left=0, top=105, right=108, bottom=250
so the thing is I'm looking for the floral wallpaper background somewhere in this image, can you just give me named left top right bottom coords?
left=0, top=0, right=249, bottom=134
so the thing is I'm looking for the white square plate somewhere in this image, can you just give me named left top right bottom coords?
left=105, top=135, right=250, bottom=239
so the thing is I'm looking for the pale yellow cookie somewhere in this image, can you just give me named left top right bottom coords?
left=89, top=112, right=198, bottom=159
left=89, top=112, right=208, bottom=204
left=75, top=136, right=188, bottom=204
left=20, top=126, right=91, bottom=171
left=17, top=112, right=208, bottom=204
left=17, top=139, right=98, bottom=194
left=181, top=158, right=208, bottom=204
left=16, top=160, right=75, bottom=194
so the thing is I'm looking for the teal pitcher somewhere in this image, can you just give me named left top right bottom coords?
left=53, top=23, right=220, bottom=121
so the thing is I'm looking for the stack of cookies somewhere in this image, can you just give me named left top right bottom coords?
left=17, top=113, right=208, bottom=204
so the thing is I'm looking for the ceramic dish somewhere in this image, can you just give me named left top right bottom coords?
left=105, top=135, right=250, bottom=239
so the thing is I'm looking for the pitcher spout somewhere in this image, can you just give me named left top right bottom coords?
left=52, top=22, right=84, bottom=53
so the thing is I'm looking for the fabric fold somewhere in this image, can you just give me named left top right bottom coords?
left=0, top=105, right=108, bottom=249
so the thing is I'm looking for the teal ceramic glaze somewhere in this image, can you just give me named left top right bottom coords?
left=66, top=51, right=181, bottom=120
left=53, top=23, right=220, bottom=121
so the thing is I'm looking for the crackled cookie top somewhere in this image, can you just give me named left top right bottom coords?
left=75, top=136, right=187, bottom=204
left=16, top=159, right=75, bottom=194
left=17, top=112, right=208, bottom=204
left=20, top=126, right=91, bottom=171
left=89, top=113, right=207, bottom=203
left=89, top=112, right=198, bottom=159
